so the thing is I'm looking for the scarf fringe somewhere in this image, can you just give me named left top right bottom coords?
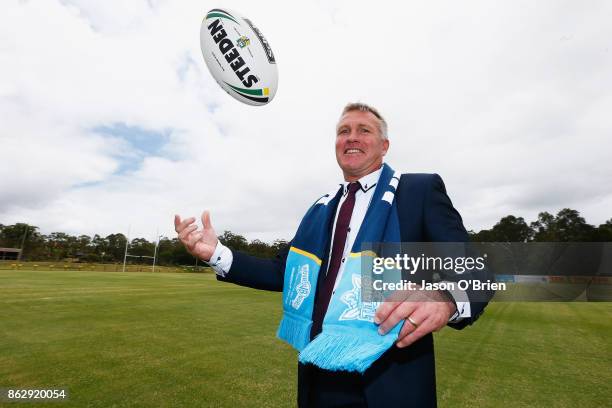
left=298, top=330, right=394, bottom=373
left=277, top=315, right=312, bottom=351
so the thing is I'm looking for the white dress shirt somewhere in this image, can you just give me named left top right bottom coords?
left=208, top=165, right=470, bottom=322
left=327, top=167, right=382, bottom=294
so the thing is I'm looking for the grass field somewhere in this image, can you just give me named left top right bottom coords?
left=1, top=270, right=610, bottom=407
left=0, top=261, right=203, bottom=274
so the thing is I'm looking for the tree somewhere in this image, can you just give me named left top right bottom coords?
left=105, top=233, right=128, bottom=262
left=46, top=232, right=79, bottom=260
left=218, top=231, right=249, bottom=252
left=593, top=218, right=612, bottom=241
left=489, top=215, right=533, bottom=242
left=246, top=239, right=274, bottom=258
left=470, top=215, right=532, bottom=242
left=129, top=237, right=155, bottom=257
left=531, top=209, right=594, bottom=241
left=469, top=228, right=497, bottom=242
left=530, top=212, right=557, bottom=241
left=156, top=237, right=177, bottom=265
left=0, top=223, right=29, bottom=246
left=271, top=239, right=290, bottom=254
left=75, top=235, right=92, bottom=259
left=90, top=234, right=108, bottom=262
left=0, top=223, right=42, bottom=259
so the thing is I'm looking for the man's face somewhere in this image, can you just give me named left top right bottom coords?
left=335, top=110, right=390, bottom=181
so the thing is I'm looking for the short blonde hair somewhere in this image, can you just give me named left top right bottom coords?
left=340, top=102, right=388, bottom=140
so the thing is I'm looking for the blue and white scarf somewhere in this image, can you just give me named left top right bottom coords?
left=277, top=163, right=404, bottom=373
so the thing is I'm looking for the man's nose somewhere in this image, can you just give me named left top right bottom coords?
left=347, top=130, right=360, bottom=141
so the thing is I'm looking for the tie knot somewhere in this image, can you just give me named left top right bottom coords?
left=347, top=182, right=361, bottom=195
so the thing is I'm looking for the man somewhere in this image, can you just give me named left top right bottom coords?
left=175, top=103, right=490, bottom=407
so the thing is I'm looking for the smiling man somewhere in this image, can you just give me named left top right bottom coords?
left=335, top=106, right=390, bottom=181
left=175, top=102, right=491, bottom=407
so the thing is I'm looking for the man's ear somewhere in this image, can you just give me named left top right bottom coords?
left=382, top=139, right=390, bottom=155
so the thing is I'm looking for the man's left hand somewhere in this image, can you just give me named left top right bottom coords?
left=374, top=289, right=456, bottom=348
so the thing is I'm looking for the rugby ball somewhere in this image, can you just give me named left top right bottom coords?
left=200, top=8, right=278, bottom=106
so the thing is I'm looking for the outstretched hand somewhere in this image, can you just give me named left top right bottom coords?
left=174, top=211, right=218, bottom=262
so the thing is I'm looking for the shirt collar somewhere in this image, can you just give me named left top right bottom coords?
left=340, top=165, right=383, bottom=195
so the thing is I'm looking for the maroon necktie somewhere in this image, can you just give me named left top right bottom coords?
left=311, top=181, right=361, bottom=337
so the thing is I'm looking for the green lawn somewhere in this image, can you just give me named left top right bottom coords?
left=0, top=270, right=610, bottom=407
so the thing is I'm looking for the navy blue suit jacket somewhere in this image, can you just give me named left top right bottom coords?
left=218, top=173, right=491, bottom=407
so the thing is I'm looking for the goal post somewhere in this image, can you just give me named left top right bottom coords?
left=122, top=226, right=162, bottom=273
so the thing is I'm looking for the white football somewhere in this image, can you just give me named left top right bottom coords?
left=200, top=8, right=278, bottom=106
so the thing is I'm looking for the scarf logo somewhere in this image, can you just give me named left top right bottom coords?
left=291, top=264, right=311, bottom=310
left=339, top=274, right=379, bottom=322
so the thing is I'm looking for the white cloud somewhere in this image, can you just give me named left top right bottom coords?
left=1, top=0, right=611, bottom=244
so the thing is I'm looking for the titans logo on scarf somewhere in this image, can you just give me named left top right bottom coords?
left=339, top=274, right=379, bottom=322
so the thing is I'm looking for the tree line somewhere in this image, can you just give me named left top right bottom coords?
left=1, top=208, right=611, bottom=265
left=469, top=209, right=612, bottom=242
left=0, top=225, right=289, bottom=265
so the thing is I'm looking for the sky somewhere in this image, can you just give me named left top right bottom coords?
left=1, top=0, right=611, bottom=243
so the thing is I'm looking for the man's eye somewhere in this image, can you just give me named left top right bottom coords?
left=360, top=128, right=370, bottom=133
left=338, top=129, right=348, bottom=135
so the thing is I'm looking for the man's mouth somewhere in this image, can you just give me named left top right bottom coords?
left=344, top=148, right=364, bottom=155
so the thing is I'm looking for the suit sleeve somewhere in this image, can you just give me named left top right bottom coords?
left=423, top=174, right=493, bottom=329
left=216, top=242, right=291, bottom=292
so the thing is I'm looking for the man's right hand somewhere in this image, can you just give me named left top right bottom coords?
left=174, top=211, right=218, bottom=262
